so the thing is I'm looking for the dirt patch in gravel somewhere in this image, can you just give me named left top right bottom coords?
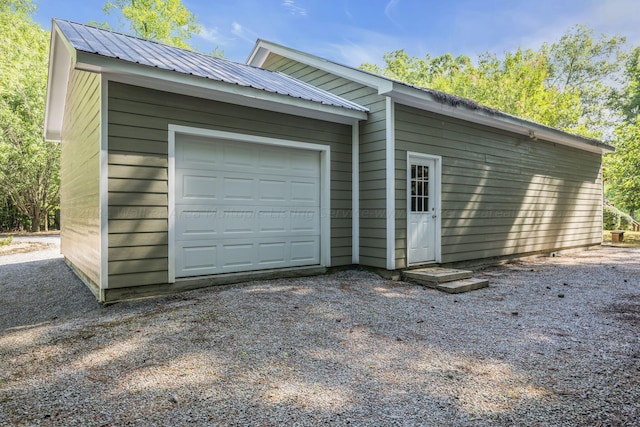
left=0, top=244, right=639, bottom=426
left=0, top=242, right=54, bottom=256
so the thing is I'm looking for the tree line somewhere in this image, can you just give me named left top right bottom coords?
left=1, top=0, right=638, bottom=231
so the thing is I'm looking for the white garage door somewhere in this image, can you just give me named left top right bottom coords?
left=175, top=135, right=321, bottom=278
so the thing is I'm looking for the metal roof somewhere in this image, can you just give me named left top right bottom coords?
left=53, top=19, right=368, bottom=113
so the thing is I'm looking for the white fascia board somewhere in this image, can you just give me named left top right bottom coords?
left=75, top=52, right=367, bottom=125
left=384, top=83, right=614, bottom=155
left=44, top=24, right=76, bottom=142
left=247, top=40, right=385, bottom=90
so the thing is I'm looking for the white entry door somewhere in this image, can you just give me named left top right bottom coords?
left=174, top=134, right=321, bottom=278
left=407, top=154, right=440, bottom=265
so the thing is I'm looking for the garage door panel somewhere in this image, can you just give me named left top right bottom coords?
left=175, top=136, right=322, bottom=278
left=179, top=138, right=222, bottom=169
left=258, top=179, right=288, bottom=202
left=291, top=152, right=320, bottom=176
left=224, top=144, right=255, bottom=169
left=291, top=180, right=320, bottom=203
left=178, top=244, right=219, bottom=275
left=176, top=206, right=218, bottom=237
left=222, top=209, right=256, bottom=235
left=222, top=177, right=254, bottom=201
left=175, top=236, right=321, bottom=277
left=291, top=210, right=321, bottom=232
left=291, top=240, right=320, bottom=262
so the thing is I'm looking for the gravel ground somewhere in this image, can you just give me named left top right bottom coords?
left=0, top=238, right=639, bottom=426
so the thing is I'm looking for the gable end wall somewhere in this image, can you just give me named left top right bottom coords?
left=106, top=81, right=353, bottom=288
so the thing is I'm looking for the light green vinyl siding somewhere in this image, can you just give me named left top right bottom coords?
left=107, top=81, right=352, bottom=288
left=395, top=104, right=603, bottom=266
left=263, top=53, right=389, bottom=268
left=60, top=70, right=102, bottom=286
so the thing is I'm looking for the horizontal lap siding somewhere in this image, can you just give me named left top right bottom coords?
left=107, top=82, right=352, bottom=288
left=395, top=104, right=603, bottom=266
left=264, top=54, right=388, bottom=268
left=60, top=70, right=101, bottom=286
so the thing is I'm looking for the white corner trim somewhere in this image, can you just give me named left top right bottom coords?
left=167, top=124, right=332, bottom=277
left=167, top=129, right=176, bottom=283
left=386, top=97, right=396, bottom=271
left=99, top=76, right=109, bottom=289
left=352, top=121, right=360, bottom=264
left=406, top=152, right=443, bottom=265
left=321, top=149, right=332, bottom=268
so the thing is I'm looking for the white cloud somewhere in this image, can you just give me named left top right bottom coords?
left=314, top=27, right=408, bottom=67
left=231, top=21, right=259, bottom=44
left=384, top=0, right=400, bottom=19
left=198, top=25, right=225, bottom=44
left=282, top=0, right=308, bottom=16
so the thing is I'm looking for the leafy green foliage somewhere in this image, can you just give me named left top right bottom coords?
left=603, top=204, right=635, bottom=230
left=604, top=204, right=621, bottom=229
left=0, top=0, right=59, bottom=231
left=545, top=25, right=627, bottom=135
left=615, top=47, right=640, bottom=121
left=604, top=119, right=640, bottom=215
left=103, top=0, right=200, bottom=49
left=361, top=26, right=627, bottom=139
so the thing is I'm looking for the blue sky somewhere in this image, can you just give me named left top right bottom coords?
left=34, top=0, right=640, bottom=66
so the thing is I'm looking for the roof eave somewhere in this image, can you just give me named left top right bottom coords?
left=383, top=83, right=614, bottom=154
left=248, top=40, right=385, bottom=89
left=249, top=39, right=613, bottom=155
left=44, top=21, right=76, bottom=142
left=76, top=51, right=367, bottom=125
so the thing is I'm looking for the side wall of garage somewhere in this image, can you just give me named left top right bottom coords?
left=60, top=70, right=102, bottom=289
left=394, top=104, right=603, bottom=266
left=107, top=81, right=353, bottom=289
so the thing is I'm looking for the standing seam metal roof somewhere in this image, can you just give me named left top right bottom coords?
left=54, top=19, right=368, bottom=113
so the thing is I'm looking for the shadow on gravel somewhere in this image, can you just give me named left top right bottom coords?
left=0, top=258, right=101, bottom=331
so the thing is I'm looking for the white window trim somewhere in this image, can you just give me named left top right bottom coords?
left=406, top=151, right=442, bottom=265
left=167, top=124, right=331, bottom=283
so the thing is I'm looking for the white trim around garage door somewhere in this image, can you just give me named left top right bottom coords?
left=167, top=124, right=331, bottom=283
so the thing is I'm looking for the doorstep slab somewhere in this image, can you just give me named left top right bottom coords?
left=402, top=267, right=473, bottom=286
left=436, top=277, right=489, bottom=294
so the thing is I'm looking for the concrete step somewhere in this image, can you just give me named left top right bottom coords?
left=436, top=277, right=489, bottom=294
left=402, top=267, right=473, bottom=287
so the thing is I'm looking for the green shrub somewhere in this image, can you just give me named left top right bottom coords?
left=604, top=204, right=620, bottom=230
left=619, top=212, right=634, bottom=230
left=0, top=236, right=13, bottom=246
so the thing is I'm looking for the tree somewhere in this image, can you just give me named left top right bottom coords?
left=615, top=46, right=640, bottom=121
left=0, top=0, right=60, bottom=231
left=545, top=25, right=627, bottom=136
left=361, top=47, right=584, bottom=135
left=604, top=119, right=640, bottom=216
left=102, top=0, right=200, bottom=49
left=361, top=26, right=627, bottom=139
left=605, top=48, right=640, bottom=217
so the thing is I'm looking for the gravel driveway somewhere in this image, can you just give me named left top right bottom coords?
left=0, top=237, right=639, bottom=426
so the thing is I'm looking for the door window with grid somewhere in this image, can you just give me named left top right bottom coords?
left=410, top=164, right=429, bottom=212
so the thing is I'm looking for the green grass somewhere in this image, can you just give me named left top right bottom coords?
left=0, top=236, right=13, bottom=246
left=603, top=230, right=640, bottom=247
